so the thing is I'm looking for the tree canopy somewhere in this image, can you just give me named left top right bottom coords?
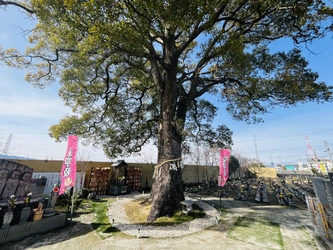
left=1, top=0, right=333, bottom=221
left=1, top=1, right=332, bottom=159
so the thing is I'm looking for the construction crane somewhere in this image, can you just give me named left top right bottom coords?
left=305, top=136, right=317, bottom=160
left=305, top=136, right=320, bottom=169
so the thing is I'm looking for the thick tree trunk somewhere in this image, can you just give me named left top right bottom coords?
left=147, top=156, right=184, bottom=222
left=147, top=65, right=185, bottom=222
left=147, top=121, right=185, bottom=222
left=146, top=34, right=187, bottom=222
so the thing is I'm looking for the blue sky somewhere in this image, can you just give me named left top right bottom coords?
left=1, top=6, right=333, bottom=166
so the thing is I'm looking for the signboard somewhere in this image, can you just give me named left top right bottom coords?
left=285, top=165, right=296, bottom=171
left=319, top=163, right=327, bottom=173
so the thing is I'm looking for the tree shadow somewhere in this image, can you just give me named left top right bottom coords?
left=91, top=222, right=121, bottom=233
left=91, top=198, right=108, bottom=203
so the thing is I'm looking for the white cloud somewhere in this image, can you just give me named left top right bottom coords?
left=0, top=32, right=9, bottom=41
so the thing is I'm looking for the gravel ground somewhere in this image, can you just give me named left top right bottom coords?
left=2, top=192, right=330, bottom=250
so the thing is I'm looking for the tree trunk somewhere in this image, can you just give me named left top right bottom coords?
left=147, top=159, right=184, bottom=222
left=147, top=62, right=185, bottom=222
left=146, top=34, right=188, bottom=222
left=147, top=106, right=185, bottom=222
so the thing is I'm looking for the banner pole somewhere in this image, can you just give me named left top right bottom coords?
left=70, top=191, right=74, bottom=224
left=59, top=135, right=78, bottom=225
left=70, top=187, right=74, bottom=225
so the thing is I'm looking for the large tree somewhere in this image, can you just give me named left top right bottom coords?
left=1, top=0, right=333, bottom=222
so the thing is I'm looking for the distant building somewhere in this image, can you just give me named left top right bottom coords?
left=285, top=165, right=297, bottom=171
left=307, top=159, right=332, bottom=174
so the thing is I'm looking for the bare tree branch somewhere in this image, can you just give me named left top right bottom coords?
left=0, top=0, right=34, bottom=14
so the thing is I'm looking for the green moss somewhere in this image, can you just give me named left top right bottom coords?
left=152, top=204, right=206, bottom=225
left=91, top=199, right=120, bottom=239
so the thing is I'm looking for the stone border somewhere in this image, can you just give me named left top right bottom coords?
left=107, top=193, right=221, bottom=238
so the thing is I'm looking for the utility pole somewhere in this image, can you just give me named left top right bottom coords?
left=305, top=150, right=309, bottom=162
left=270, top=150, right=274, bottom=167
left=2, top=133, right=13, bottom=155
left=324, top=141, right=333, bottom=173
left=253, top=133, right=260, bottom=168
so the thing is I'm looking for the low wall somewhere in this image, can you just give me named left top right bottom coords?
left=0, top=212, right=67, bottom=245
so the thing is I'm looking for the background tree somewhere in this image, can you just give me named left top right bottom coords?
left=232, top=150, right=257, bottom=177
left=248, top=160, right=268, bottom=177
left=76, top=150, right=94, bottom=194
left=188, top=143, right=223, bottom=183
left=229, top=155, right=240, bottom=177
left=1, top=1, right=333, bottom=222
left=187, top=144, right=203, bottom=183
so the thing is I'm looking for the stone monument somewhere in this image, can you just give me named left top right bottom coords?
left=0, top=159, right=45, bottom=207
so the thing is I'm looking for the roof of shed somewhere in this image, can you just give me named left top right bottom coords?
left=112, top=159, right=128, bottom=167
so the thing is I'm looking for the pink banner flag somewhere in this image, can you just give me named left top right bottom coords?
left=218, top=149, right=230, bottom=187
left=59, top=135, right=79, bottom=195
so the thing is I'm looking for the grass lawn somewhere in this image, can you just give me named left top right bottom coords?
left=90, top=198, right=121, bottom=239
left=227, top=216, right=284, bottom=250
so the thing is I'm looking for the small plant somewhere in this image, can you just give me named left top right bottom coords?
left=8, top=195, right=16, bottom=211
left=24, top=192, right=32, bottom=207
left=118, top=176, right=125, bottom=181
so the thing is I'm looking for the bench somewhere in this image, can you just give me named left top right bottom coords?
left=180, top=200, right=194, bottom=215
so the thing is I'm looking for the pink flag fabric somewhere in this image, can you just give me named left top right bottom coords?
left=59, top=135, right=79, bottom=195
left=218, top=149, right=230, bottom=187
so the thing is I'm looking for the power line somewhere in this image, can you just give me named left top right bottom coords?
left=235, top=128, right=333, bottom=144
